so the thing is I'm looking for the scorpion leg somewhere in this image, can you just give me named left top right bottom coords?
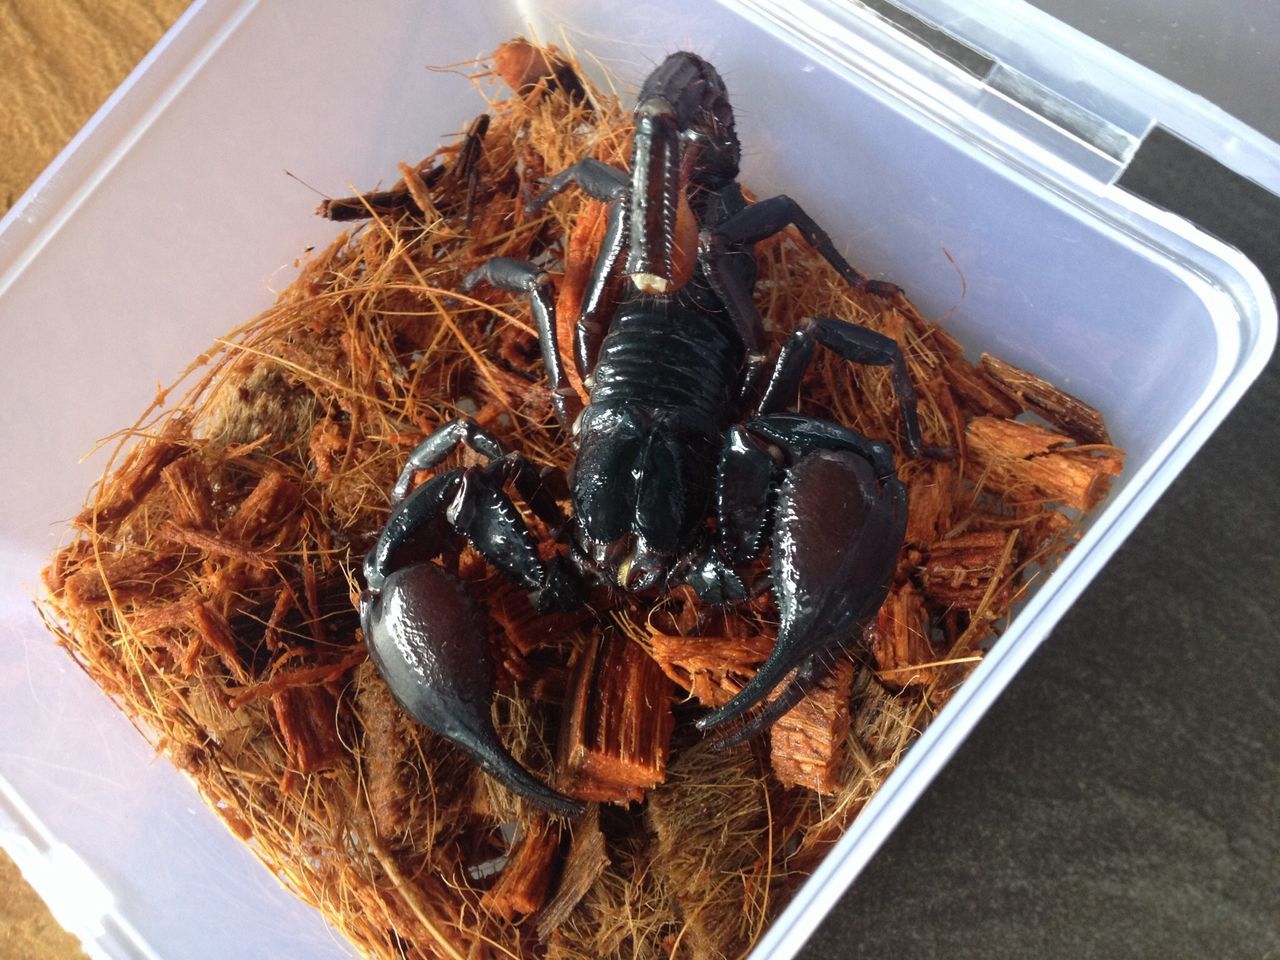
left=363, top=455, right=585, bottom=816
left=389, top=417, right=567, bottom=531
left=527, top=157, right=630, bottom=210
left=756, top=315, right=949, bottom=460
left=575, top=200, right=629, bottom=376
left=696, top=415, right=906, bottom=742
left=703, top=193, right=902, bottom=298
left=679, top=424, right=778, bottom=605
left=524, top=158, right=631, bottom=374
left=463, top=259, right=578, bottom=427
left=715, top=425, right=779, bottom=565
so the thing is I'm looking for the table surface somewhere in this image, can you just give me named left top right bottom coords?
left=2, top=3, right=1277, bottom=960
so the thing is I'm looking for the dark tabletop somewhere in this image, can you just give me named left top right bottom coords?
left=804, top=117, right=1280, bottom=960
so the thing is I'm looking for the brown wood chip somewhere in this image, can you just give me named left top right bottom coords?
left=63, top=552, right=180, bottom=607
left=558, top=632, right=675, bottom=803
left=224, top=470, right=301, bottom=542
left=75, top=418, right=189, bottom=529
left=356, top=662, right=417, bottom=836
left=920, top=530, right=1017, bottom=610
left=191, top=602, right=250, bottom=683
left=272, top=684, right=345, bottom=775
left=482, top=815, right=562, bottom=921
left=536, top=806, right=608, bottom=939
left=966, top=416, right=1124, bottom=510
left=770, top=658, right=856, bottom=792
left=980, top=353, right=1111, bottom=444
left=869, top=583, right=936, bottom=687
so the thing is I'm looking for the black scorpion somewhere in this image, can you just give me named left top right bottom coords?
left=361, top=52, right=943, bottom=816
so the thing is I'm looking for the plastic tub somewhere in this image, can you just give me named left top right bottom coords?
left=0, top=2, right=1274, bottom=958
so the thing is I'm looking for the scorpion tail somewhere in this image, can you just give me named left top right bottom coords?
left=363, top=561, right=583, bottom=818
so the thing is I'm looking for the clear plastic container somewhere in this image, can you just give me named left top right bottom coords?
left=0, top=2, right=1274, bottom=958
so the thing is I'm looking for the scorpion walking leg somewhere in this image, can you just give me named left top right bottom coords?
left=703, top=193, right=902, bottom=297
left=527, top=157, right=629, bottom=210
left=697, top=415, right=906, bottom=744
left=464, top=259, right=579, bottom=427
left=574, top=200, right=629, bottom=375
left=525, top=159, right=631, bottom=372
left=757, top=316, right=949, bottom=460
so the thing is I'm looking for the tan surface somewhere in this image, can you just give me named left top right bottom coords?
left=0, top=855, right=85, bottom=960
left=1, top=2, right=189, bottom=957
left=0, top=0, right=187, bottom=208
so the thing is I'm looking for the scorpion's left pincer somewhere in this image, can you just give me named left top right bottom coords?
left=360, top=420, right=586, bottom=817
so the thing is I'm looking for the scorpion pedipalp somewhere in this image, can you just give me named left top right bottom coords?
left=362, top=562, right=583, bottom=817
left=697, top=441, right=906, bottom=743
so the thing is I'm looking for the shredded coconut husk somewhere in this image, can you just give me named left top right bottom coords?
left=37, top=40, right=1123, bottom=960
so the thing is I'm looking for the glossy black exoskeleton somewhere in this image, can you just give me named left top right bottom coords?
left=361, top=52, right=945, bottom=816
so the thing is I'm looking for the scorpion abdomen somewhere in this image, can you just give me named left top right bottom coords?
left=588, top=299, right=743, bottom=418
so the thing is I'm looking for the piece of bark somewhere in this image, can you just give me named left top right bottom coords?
left=318, top=162, right=444, bottom=221
left=262, top=583, right=295, bottom=653
left=62, top=552, right=180, bottom=607
left=920, top=323, right=1022, bottom=420
left=224, top=470, right=301, bottom=543
left=770, top=657, right=856, bottom=793
left=319, top=114, right=489, bottom=222
left=920, top=530, right=1015, bottom=610
left=868, top=583, right=936, bottom=688
left=536, top=806, right=608, bottom=939
left=903, top=459, right=956, bottom=545
left=227, top=648, right=366, bottom=708
left=272, top=684, right=345, bottom=775
left=161, top=453, right=215, bottom=529
left=944, top=358, right=1025, bottom=420
left=492, top=39, right=586, bottom=102
left=356, top=662, right=417, bottom=836
left=192, top=602, right=250, bottom=682
left=309, top=416, right=346, bottom=482
left=1015, top=505, right=1076, bottom=563
left=647, top=630, right=773, bottom=709
left=482, top=815, right=562, bottom=921
left=979, top=353, right=1111, bottom=444
left=75, top=417, right=189, bottom=529
left=161, top=523, right=269, bottom=568
left=130, top=596, right=201, bottom=633
left=966, top=416, right=1124, bottom=510
left=557, top=632, right=675, bottom=804
left=397, top=161, right=440, bottom=223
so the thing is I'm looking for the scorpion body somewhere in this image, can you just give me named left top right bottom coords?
left=361, top=53, right=944, bottom=816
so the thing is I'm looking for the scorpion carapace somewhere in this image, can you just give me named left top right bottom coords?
left=361, top=51, right=945, bottom=816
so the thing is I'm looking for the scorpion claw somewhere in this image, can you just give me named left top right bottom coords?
left=363, top=561, right=583, bottom=817
left=698, top=448, right=905, bottom=739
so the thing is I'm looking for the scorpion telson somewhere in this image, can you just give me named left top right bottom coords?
left=362, top=52, right=946, bottom=815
